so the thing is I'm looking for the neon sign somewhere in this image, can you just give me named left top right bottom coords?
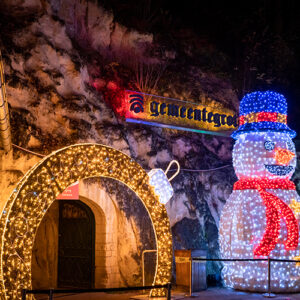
left=125, top=91, right=238, bottom=135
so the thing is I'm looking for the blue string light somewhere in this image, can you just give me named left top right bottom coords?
left=240, top=91, right=287, bottom=115
left=265, top=165, right=294, bottom=176
left=264, top=140, right=275, bottom=151
left=220, top=90, right=300, bottom=292
left=232, top=91, right=296, bottom=139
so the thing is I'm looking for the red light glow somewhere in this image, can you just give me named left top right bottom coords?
left=234, top=178, right=299, bottom=256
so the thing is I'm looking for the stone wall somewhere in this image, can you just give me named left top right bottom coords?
left=0, top=151, right=41, bottom=213
left=32, top=201, right=59, bottom=289
left=79, top=178, right=148, bottom=287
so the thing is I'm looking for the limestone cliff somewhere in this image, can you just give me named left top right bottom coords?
left=0, top=0, right=241, bottom=286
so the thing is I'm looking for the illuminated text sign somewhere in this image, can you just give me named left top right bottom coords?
left=125, top=91, right=238, bottom=135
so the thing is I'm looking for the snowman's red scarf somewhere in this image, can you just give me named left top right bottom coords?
left=233, top=178, right=299, bottom=256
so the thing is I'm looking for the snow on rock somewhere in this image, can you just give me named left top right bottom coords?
left=165, top=192, right=197, bottom=227
left=201, top=135, right=233, bottom=161
left=24, top=43, right=86, bottom=97
left=31, top=15, right=73, bottom=52
left=126, top=128, right=153, bottom=161
left=171, top=138, right=193, bottom=159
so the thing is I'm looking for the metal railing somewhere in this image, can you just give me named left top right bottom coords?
left=192, top=257, right=300, bottom=298
left=22, top=283, right=172, bottom=300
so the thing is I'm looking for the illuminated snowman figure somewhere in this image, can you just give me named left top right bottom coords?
left=219, top=91, right=300, bottom=292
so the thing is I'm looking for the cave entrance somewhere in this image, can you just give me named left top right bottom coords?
left=0, top=144, right=172, bottom=299
left=31, top=177, right=157, bottom=290
left=57, top=200, right=95, bottom=288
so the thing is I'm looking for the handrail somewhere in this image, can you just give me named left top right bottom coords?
left=22, top=283, right=172, bottom=300
left=191, top=257, right=300, bottom=298
left=192, top=257, right=300, bottom=262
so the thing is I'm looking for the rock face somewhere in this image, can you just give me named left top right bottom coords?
left=0, top=0, right=244, bottom=288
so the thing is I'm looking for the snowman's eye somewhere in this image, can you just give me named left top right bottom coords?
left=287, top=141, right=294, bottom=151
left=264, top=141, right=275, bottom=151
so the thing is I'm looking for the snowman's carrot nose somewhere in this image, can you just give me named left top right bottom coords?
left=274, top=147, right=295, bottom=165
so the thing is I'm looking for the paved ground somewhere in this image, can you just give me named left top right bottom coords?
left=33, top=287, right=300, bottom=300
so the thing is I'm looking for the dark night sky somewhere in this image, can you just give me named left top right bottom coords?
left=105, top=0, right=300, bottom=132
left=167, top=0, right=300, bottom=133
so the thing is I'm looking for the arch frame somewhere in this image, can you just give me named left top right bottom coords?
left=0, top=144, right=173, bottom=299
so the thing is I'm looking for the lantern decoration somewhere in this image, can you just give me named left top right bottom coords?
left=219, top=91, right=300, bottom=292
left=149, top=160, right=180, bottom=205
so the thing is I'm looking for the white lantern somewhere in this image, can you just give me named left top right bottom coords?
left=148, top=160, right=180, bottom=205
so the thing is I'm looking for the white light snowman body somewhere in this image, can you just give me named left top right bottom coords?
left=219, top=91, right=300, bottom=292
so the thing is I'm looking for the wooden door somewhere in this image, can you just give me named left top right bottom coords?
left=57, top=200, right=95, bottom=288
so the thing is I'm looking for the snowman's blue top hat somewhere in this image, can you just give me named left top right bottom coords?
left=232, top=91, right=296, bottom=139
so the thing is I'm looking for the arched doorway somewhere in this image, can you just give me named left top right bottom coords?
left=57, top=200, right=95, bottom=288
left=32, top=177, right=157, bottom=290
left=0, top=144, right=172, bottom=299
left=31, top=197, right=104, bottom=291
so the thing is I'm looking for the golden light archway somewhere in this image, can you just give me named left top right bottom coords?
left=0, top=144, right=172, bottom=299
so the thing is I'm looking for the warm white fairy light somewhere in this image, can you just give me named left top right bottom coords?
left=148, top=169, right=174, bottom=205
left=0, top=144, right=172, bottom=299
left=220, top=132, right=300, bottom=292
left=232, top=132, right=296, bottom=180
left=148, top=160, right=179, bottom=205
left=220, top=186, right=300, bottom=292
left=219, top=90, right=300, bottom=293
